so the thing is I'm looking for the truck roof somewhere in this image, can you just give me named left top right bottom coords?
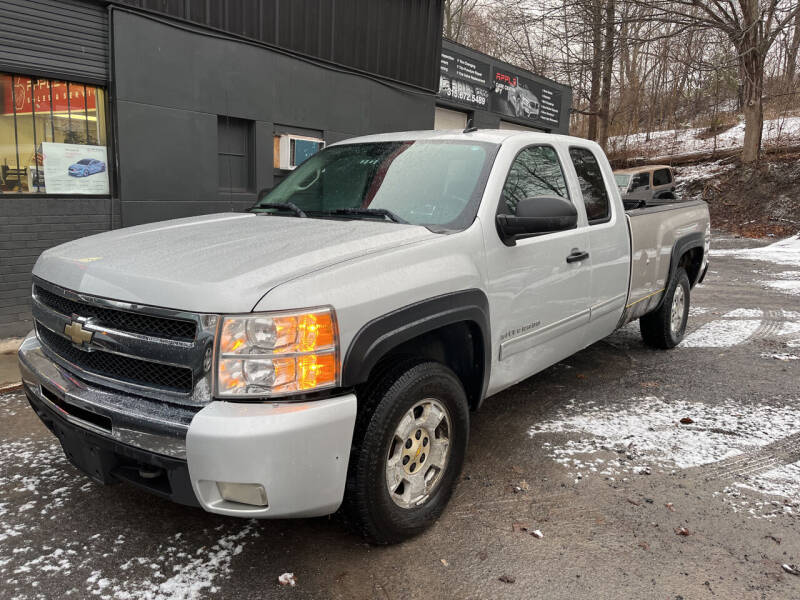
left=334, top=129, right=596, bottom=147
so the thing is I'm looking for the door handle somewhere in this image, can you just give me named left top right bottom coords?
left=566, top=249, right=590, bottom=263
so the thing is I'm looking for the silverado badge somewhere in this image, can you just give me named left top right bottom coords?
left=64, top=321, right=93, bottom=346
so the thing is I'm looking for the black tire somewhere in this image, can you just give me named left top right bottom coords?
left=343, top=361, right=469, bottom=545
left=640, top=267, right=690, bottom=349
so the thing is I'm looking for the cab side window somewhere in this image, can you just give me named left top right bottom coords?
left=632, top=172, right=650, bottom=189
left=652, top=168, right=672, bottom=186
left=568, top=147, right=610, bottom=223
left=500, top=146, right=569, bottom=215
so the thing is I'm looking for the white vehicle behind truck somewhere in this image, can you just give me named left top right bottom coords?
left=19, top=129, right=710, bottom=543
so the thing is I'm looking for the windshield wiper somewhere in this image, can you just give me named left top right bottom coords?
left=330, top=207, right=409, bottom=224
left=253, top=202, right=307, bottom=218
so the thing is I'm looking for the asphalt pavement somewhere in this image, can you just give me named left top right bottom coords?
left=1, top=233, right=799, bottom=600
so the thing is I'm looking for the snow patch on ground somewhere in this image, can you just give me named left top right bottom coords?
left=762, top=279, right=800, bottom=296
left=761, top=353, right=799, bottom=361
left=530, top=396, right=800, bottom=476
left=609, top=116, right=800, bottom=159
left=0, top=394, right=259, bottom=600
left=85, top=523, right=257, bottom=600
left=737, top=461, right=800, bottom=499
left=724, top=308, right=763, bottom=318
left=530, top=396, right=800, bottom=516
left=680, top=306, right=800, bottom=348
left=681, top=316, right=761, bottom=348
left=711, top=234, right=800, bottom=267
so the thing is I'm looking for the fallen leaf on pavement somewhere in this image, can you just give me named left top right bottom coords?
left=498, top=575, right=516, bottom=584
left=440, top=559, right=449, bottom=567
left=674, top=527, right=691, bottom=536
left=680, top=417, right=694, bottom=424
left=665, top=503, right=675, bottom=512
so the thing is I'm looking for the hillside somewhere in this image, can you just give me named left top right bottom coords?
left=675, top=153, right=800, bottom=237
left=609, top=115, right=800, bottom=162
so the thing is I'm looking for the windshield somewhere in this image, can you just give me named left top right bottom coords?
left=77, top=159, right=93, bottom=165
left=614, top=174, right=631, bottom=189
left=253, top=140, right=497, bottom=230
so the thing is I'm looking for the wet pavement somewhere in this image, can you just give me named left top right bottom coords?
left=1, top=233, right=799, bottom=600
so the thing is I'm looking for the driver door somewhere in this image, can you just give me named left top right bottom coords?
left=484, top=144, right=592, bottom=393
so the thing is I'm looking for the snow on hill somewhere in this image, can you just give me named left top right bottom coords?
left=609, top=115, right=800, bottom=159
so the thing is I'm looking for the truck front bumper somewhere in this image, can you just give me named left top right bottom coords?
left=18, top=332, right=357, bottom=518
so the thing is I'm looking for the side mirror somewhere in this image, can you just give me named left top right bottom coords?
left=496, top=196, right=578, bottom=245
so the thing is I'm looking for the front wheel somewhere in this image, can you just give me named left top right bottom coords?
left=344, top=361, right=469, bottom=544
left=640, top=267, right=690, bottom=349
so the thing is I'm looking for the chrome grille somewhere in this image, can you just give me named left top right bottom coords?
left=37, top=326, right=193, bottom=393
left=34, top=285, right=196, bottom=341
left=31, top=278, right=215, bottom=405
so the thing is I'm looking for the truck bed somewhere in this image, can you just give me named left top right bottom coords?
left=620, top=200, right=710, bottom=325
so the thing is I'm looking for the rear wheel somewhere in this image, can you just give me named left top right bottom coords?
left=640, top=267, right=690, bottom=349
left=344, top=361, right=469, bottom=544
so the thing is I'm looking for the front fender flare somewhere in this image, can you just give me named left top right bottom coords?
left=341, top=289, right=491, bottom=405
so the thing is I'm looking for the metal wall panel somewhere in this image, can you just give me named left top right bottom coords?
left=0, top=0, right=108, bottom=83
left=111, top=9, right=435, bottom=226
left=116, top=0, right=443, bottom=91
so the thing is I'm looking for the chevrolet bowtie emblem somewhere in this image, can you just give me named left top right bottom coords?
left=64, top=321, right=93, bottom=345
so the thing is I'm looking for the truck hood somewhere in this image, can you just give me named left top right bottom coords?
left=33, top=213, right=437, bottom=313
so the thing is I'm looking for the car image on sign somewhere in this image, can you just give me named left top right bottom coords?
left=68, top=158, right=106, bottom=177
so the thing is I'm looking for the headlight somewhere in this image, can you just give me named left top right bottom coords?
left=215, top=308, right=338, bottom=398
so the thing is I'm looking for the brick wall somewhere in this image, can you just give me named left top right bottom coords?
left=0, top=197, right=117, bottom=338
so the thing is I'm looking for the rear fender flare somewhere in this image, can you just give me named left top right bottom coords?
left=655, top=231, right=705, bottom=310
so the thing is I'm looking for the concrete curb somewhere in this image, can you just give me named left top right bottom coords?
left=0, top=382, right=22, bottom=394
left=0, top=338, right=24, bottom=355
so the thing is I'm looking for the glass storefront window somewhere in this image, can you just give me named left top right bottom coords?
left=0, top=73, right=109, bottom=195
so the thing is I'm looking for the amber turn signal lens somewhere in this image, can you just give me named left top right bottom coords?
left=296, top=353, right=337, bottom=390
left=297, top=312, right=335, bottom=352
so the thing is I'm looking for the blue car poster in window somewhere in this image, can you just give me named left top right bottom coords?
left=41, top=142, right=109, bottom=194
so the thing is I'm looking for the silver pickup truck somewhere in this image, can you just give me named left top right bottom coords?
left=18, top=130, right=710, bottom=544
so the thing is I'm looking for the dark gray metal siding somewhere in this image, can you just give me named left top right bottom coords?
left=111, top=9, right=435, bottom=227
left=0, top=0, right=108, bottom=82
left=115, top=0, right=443, bottom=91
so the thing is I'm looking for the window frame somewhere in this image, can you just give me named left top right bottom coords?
left=495, top=143, right=575, bottom=220
left=217, top=115, right=255, bottom=194
left=568, top=145, right=613, bottom=226
left=0, top=70, right=113, bottom=198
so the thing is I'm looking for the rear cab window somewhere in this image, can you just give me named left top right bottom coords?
left=652, top=168, right=673, bottom=186
left=568, top=146, right=611, bottom=224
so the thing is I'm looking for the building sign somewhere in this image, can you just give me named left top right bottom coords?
left=492, top=69, right=562, bottom=128
left=2, top=77, right=97, bottom=116
left=438, top=50, right=491, bottom=109
left=41, top=142, right=109, bottom=195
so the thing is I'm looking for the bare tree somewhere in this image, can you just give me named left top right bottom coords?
left=443, top=0, right=481, bottom=42
left=639, top=0, right=800, bottom=162
left=598, top=0, right=616, bottom=149
left=786, top=8, right=800, bottom=84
